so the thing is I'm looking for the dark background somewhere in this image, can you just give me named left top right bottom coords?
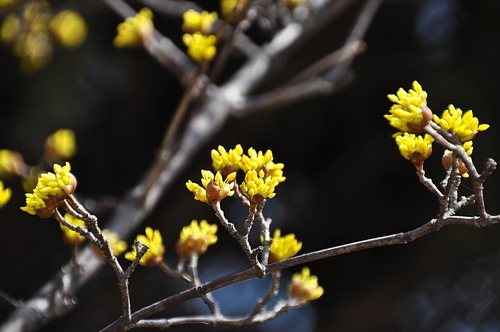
left=2, top=0, right=500, bottom=331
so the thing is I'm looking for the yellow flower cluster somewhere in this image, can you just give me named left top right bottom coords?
left=125, top=227, right=165, bottom=266
left=0, top=181, right=11, bottom=208
left=44, top=128, right=77, bottom=161
left=395, top=133, right=434, bottom=169
left=60, top=212, right=86, bottom=246
left=182, top=10, right=218, bottom=35
left=220, top=0, right=238, bottom=18
left=212, top=144, right=243, bottom=176
left=187, top=145, right=285, bottom=205
left=268, top=229, right=302, bottom=263
left=182, top=32, right=217, bottom=64
left=289, top=267, right=324, bottom=304
left=21, top=162, right=75, bottom=217
left=102, top=229, right=128, bottom=256
left=182, top=9, right=218, bottom=65
left=384, top=81, right=431, bottom=134
left=113, top=8, right=154, bottom=48
left=0, top=149, right=24, bottom=178
left=186, top=170, right=236, bottom=204
left=0, top=1, right=87, bottom=72
left=176, top=219, right=218, bottom=259
left=433, top=104, right=489, bottom=142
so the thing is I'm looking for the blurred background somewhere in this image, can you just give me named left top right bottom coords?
left=2, top=0, right=500, bottom=331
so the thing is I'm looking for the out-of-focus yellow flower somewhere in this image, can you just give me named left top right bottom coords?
left=182, top=9, right=218, bottom=35
left=21, top=162, right=75, bottom=217
left=442, top=141, right=474, bottom=178
left=102, top=229, right=128, bottom=256
left=211, top=144, right=243, bottom=176
left=1, top=14, right=21, bottom=43
left=176, top=219, right=217, bottom=259
left=14, top=31, right=53, bottom=73
left=44, top=129, right=77, bottom=161
left=0, top=181, right=12, bottom=208
left=220, top=0, right=238, bottom=18
left=0, top=149, right=24, bottom=178
left=60, top=213, right=86, bottom=246
left=268, top=229, right=302, bottom=263
left=182, top=32, right=217, bottom=64
left=289, top=267, right=324, bottom=304
left=186, top=170, right=236, bottom=204
left=113, top=7, right=154, bottom=48
left=384, top=81, right=431, bottom=134
left=125, top=227, right=165, bottom=266
left=395, top=133, right=434, bottom=169
left=50, top=10, right=87, bottom=49
left=239, top=169, right=279, bottom=204
left=0, top=0, right=19, bottom=8
left=433, top=104, right=489, bottom=142
left=239, top=148, right=286, bottom=183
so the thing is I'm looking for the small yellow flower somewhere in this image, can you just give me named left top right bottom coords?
left=182, top=9, right=218, bottom=35
left=220, top=0, right=238, bottom=18
left=125, top=227, right=164, bottom=266
left=384, top=81, right=431, bottom=133
left=211, top=144, right=243, bottom=176
left=102, top=229, right=128, bottom=256
left=0, top=149, right=24, bottom=178
left=21, top=162, right=75, bottom=216
left=239, top=148, right=285, bottom=183
left=433, top=104, right=489, bottom=142
left=50, top=10, right=87, bottom=49
left=176, top=220, right=217, bottom=259
left=44, top=129, right=77, bottom=161
left=113, top=7, right=154, bottom=48
left=268, top=229, right=302, bottom=263
left=0, top=181, right=12, bottom=208
left=186, top=170, right=236, bottom=204
left=182, top=32, right=217, bottom=64
left=289, top=267, right=324, bottom=304
left=395, top=133, right=434, bottom=168
left=60, top=213, right=86, bottom=246
left=239, top=169, right=279, bottom=204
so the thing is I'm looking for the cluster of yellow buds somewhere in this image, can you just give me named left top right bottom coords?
left=267, top=229, right=302, bottom=263
left=20, top=162, right=76, bottom=218
left=0, top=0, right=87, bottom=72
left=125, top=227, right=165, bottom=266
left=176, top=219, right=218, bottom=259
left=385, top=81, right=489, bottom=173
left=288, top=267, right=324, bottom=304
left=113, top=7, right=154, bottom=48
left=181, top=10, right=218, bottom=65
left=44, top=128, right=77, bottom=161
left=186, top=144, right=285, bottom=205
left=0, top=149, right=25, bottom=178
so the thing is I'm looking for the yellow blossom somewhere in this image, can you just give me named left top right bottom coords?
left=60, top=213, right=86, bottom=246
left=268, top=229, right=302, bottom=263
left=113, top=8, right=154, bottom=48
left=50, top=10, right=87, bottom=49
left=182, top=9, right=218, bottom=35
left=176, top=220, right=217, bottom=259
left=395, top=133, right=434, bottom=168
left=0, top=181, right=12, bottom=208
left=0, top=149, right=24, bottom=178
left=211, top=144, right=243, bottom=176
left=21, top=162, right=75, bottom=216
left=239, top=169, right=279, bottom=204
left=186, top=170, right=236, bottom=203
left=44, top=129, right=77, bottom=161
left=289, top=267, right=324, bottom=304
left=182, top=32, right=217, bottom=64
left=1, top=14, right=21, bottom=43
left=239, top=148, right=285, bottom=183
left=433, top=104, right=489, bottom=142
left=125, top=227, right=165, bottom=266
left=102, top=229, right=128, bottom=256
left=384, top=81, right=431, bottom=133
